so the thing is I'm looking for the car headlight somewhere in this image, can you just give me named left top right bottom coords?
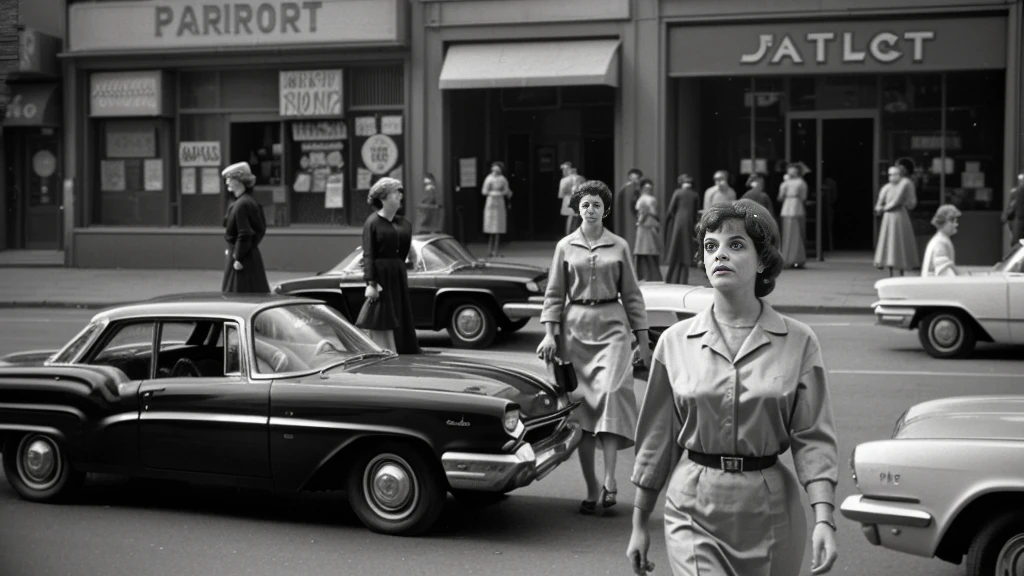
left=503, top=408, right=521, bottom=435
left=526, top=281, right=540, bottom=293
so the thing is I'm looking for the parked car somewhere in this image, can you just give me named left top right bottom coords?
left=0, top=294, right=582, bottom=536
left=840, top=395, right=1024, bottom=576
left=872, top=239, right=1024, bottom=358
left=274, top=234, right=549, bottom=349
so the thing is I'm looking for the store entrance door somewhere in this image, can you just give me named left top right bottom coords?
left=787, top=110, right=878, bottom=259
left=3, top=129, right=61, bottom=250
left=228, top=117, right=283, bottom=226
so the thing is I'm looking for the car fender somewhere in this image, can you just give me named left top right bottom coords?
left=874, top=299, right=998, bottom=339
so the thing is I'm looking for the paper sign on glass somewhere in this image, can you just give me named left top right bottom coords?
left=201, top=167, right=221, bottom=194
left=740, top=158, right=753, bottom=175
left=355, top=117, right=377, bottom=137
left=381, top=116, right=403, bottom=135
left=459, top=158, right=477, bottom=188
left=181, top=168, right=196, bottom=194
left=100, top=160, right=126, bottom=192
left=357, top=167, right=373, bottom=190
left=325, top=175, right=344, bottom=208
left=144, top=159, right=163, bottom=191
left=293, top=173, right=312, bottom=193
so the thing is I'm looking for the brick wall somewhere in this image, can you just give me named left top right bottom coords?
left=0, top=0, right=19, bottom=120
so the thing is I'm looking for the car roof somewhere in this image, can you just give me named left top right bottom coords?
left=91, top=292, right=320, bottom=323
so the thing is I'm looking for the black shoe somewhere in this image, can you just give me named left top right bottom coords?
left=579, top=500, right=597, bottom=515
left=600, top=486, right=618, bottom=508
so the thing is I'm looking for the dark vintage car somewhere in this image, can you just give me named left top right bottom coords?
left=0, top=294, right=581, bottom=536
left=273, top=234, right=549, bottom=349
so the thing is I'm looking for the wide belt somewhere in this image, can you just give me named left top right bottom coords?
left=569, top=298, right=618, bottom=306
left=687, top=450, right=778, bottom=473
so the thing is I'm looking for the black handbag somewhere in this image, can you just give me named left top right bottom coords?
left=551, top=358, right=578, bottom=394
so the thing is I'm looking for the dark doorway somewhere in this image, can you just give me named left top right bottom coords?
left=822, top=118, right=874, bottom=251
left=229, top=120, right=282, bottom=226
left=788, top=117, right=819, bottom=259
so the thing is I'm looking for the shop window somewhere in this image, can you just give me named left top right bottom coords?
left=943, top=71, right=1004, bottom=211
left=94, top=119, right=169, bottom=226
left=179, top=71, right=219, bottom=109
left=220, top=70, right=279, bottom=110
left=289, top=120, right=347, bottom=225
left=350, top=65, right=404, bottom=108
left=229, top=121, right=284, bottom=227
left=179, top=114, right=227, bottom=226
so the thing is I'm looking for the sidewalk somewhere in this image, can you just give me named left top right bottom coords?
left=0, top=244, right=884, bottom=314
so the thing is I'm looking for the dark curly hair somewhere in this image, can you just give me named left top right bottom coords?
left=694, top=199, right=783, bottom=297
left=569, top=180, right=614, bottom=217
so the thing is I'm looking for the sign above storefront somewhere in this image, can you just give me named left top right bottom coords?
left=68, top=0, right=403, bottom=53
left=280, top=70, right=343, bottom=117
left=669, top=16, right=1006, bottom=76
left=90, top=71, right=167, bottom=117
left=19, top=28, right=61, bottom=77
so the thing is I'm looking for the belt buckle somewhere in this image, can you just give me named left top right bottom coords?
left=721, top=457, right=743, bottom=473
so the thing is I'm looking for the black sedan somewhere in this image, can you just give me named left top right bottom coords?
left=273, top=234, right=548, bottom=349
left=0, top=294, right=581, bottom=536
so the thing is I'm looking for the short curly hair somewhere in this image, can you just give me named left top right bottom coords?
left=569, top=180, right=614, bottom=217
left=367, top=177, right=403, bottom=209
left=694, top=199, right=783, bottom=297
left=931, top=204, right=962, bottom=229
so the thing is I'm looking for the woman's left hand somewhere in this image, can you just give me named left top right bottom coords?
left=634, top=331, right=652, bottom=368
left=233, top=260, right=243, bottom=271
left=810, top=523, right=838, bottom=574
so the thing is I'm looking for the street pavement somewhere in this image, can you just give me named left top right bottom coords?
left=0, top=245, right=884, bottom=313
left=1, top=309, right=1022, bottom=576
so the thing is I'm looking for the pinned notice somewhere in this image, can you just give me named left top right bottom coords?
left=280, top=70, right=343, bottom=117
left=355, top=117, right=377, bottom=137
left=356, top=167, right=373, bottom=190
left=181, top=168, right=196, bottom=195
left=381, top=116, right=403, bottom=135
left=200, top=167, right=221, bottom=194
left=179, top=141, right=221, bottom=167
left=325, top=175, right=344, bottom=208
left=100, top=160, right=125, bottom=192
left=459, top=158, right=477, bottom=188
left=144, top=159, right=163, bottom=191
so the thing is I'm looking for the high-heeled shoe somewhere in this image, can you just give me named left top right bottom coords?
left=579, top=499, right=597, bottom=515
left=600, top=486, right=618, bottom=508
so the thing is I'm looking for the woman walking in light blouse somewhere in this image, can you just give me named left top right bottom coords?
left=777, top=163, right=808, bottom=268
left=537, top=180, right=652, bottom=515
left=627, top=200, right=839, bottom=576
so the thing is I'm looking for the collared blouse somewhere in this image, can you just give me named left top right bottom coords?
left=921, top=233, right=957, bottom=277
left=631, top=303, right=839, bottom=512
left=540, top=228, right=649, bottom=331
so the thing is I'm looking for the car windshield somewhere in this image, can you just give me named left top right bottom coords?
left=329, top=250, right=362, bottom=273
left=421, top=238, right=478, bottom=271
left=251, top=304, right=383, bottom=375
left=50, top=320, right=106, bottom=364
left=994, top=240, right=1024, bottom=273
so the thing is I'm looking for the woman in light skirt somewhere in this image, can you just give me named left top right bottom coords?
left=482, top=161, right=512, bottom=257
left=874, top=165, right=919, bottom=276
left=777, top=163, right=808, bottom=268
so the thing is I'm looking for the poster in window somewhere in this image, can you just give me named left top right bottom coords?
left=181, top=167, right=196, bottom=194
left=201, top=167, right=221, bottom=194
left=361, top=135, right=399, bottom=175
left=459, top=158, right=477, bottom=188
left=144, top=159, right=163, bottom=191
left=290, top=121, right=346, bottom=198
left=381, top=116, right=402, bottom=135
left=355, top=117, right=377, bottom=137
left=356, top=167, right=373, bottom=190
left=352, top=113, right=404, bottom=224
left=325, top=174, right=344, bottom=208
left=100, top=160, right=126, bottom=192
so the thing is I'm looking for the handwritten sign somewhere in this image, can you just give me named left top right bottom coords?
left=361, top=134, right=399, bottom=175
left=355, top=116, right=377, bottom=136
left=90, top=71, right=163, bottom=117
left=280, top=70, right=342, bottom=117
left=292, top=120, right=347, bottom=142
left=381, top=115, right=402, bottom=135
left=179, top=141, right=221, bottom=167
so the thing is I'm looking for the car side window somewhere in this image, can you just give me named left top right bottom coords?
left=90, top=321, right=156, bottom=381
left=154, top=320, right=233, bottom=380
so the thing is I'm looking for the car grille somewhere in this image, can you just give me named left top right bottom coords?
left=524, top=421, right=559, bottom=445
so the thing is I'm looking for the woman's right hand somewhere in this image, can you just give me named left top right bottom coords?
left=536, top=334, right=558, bottom=364
left=365, top=284, right=379, bottom=302
left=627, top=524, right=655, bottom=575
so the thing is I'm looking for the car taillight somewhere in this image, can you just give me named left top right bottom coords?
left=503, top=408, right=521, bottom=435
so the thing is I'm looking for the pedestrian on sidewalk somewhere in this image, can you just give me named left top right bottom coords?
left=665, top=174, right=699, bottom=285
left=778, top=163, right=808, bottom=269
left=628, top=200, right=839, bottom=576
left=416, top=172, right=443, bottom=233
left=634, top=179, right=663, bottom=282
left=1001, top=171, right=1024, bottom=247
left=741, top=174, right=775, bottom=215
left=874, top=165, right=919, bottom=277
left=560, top=162, right=585, bottom=235
left=356, top=177, right=422, bottom=354
left=921, top=204, right=962, bottom=277
left=537, top=179, right=652, bottom=517
left=220, top=162, right=270, bottom=294
left=703, top=170, right=737, bottom=212
left=482, top=161, right=513, bottom=258
left=615, top=168, right=643, bottom=249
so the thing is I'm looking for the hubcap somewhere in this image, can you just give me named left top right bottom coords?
left=455, top=307, right=483, bottom=340
left=997, top=534, right=1024, bottom=576
left=930, top=317, right=962, bottom=350
left=363, top=454, right=418, bottom=521
left=17, top=435, right=61, bottom=491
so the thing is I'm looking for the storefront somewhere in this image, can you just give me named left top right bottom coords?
left=665, top=4, right=1023, bottom=264
left=63, top=0, right=409, bottom=270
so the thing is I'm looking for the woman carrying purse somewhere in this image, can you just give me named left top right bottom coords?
left=537, top=180, right=651, bottom=515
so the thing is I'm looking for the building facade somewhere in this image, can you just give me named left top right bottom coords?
left=55, top=0, right=1023, bottom=269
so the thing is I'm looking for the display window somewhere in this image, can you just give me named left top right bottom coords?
left=94, top=119, right=170, bottom=226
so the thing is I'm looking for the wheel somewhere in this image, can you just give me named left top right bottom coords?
left=917, top=310, right=977, bottom=358
left=346, top=441, right=445, bottom=536
left=445, top=301, right=497, bottom=349
left=2, top=433, right=84, bottom=503
left=502, top=318, right=530, bottom=333
left=451, top=489, right=508, bottom=507
left=966, top=511, right=1024, bottom=576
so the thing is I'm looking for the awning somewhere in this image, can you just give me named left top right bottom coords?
left=3, top=84, right=61, bottom=127
left=439, top=39, right=620, bottom=89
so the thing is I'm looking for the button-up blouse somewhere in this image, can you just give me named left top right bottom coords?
left=632, top=303, right=839, bottom=512
left=540, top=228, right=648, bottom=331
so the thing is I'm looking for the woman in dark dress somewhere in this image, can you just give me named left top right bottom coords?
left=665, top=174, right=699, bottom=285
left=221, top=162, right=270, bottom=294
left=356, top=177, right=422, bottom=354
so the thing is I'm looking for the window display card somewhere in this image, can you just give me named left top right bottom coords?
left=100, top=160, right=126, bottom=192
left=312, top=169, right=329, bottom=193
left=755, top=158, right=767, bottom=174
left=181, top=167, right=196, bottom=195
left=356, top=167, right=373, bottom=190
left=355, top=117, right=377, bottom=137
left=739, top=158, right=753, bottom=175
left=459, top=158, right=477, bottom=188
left=381, top=115, right=403, bottom=136
left=325, top=175, right=344, bottom=208
left=144, top=159, right=163, bottom=191
left=200, top=167, right=221, bottom=194
left=965, top=161, right=981, bottom=173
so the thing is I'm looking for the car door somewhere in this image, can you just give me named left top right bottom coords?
left=1006, top=260, right=1024, bottom=342
left=138, top=319, right=270, bottom=478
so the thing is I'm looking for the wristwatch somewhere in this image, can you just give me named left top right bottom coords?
left=816, top=519, right=837, bottom=531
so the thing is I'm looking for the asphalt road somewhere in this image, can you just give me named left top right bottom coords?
left=0, top=309, right=1022, bottom=576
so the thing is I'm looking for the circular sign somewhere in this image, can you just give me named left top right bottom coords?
left=361, top=134, right=399, bottom=176
left=32, top=150, right=57, bottom=178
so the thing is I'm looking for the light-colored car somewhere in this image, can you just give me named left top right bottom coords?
left=872, top=239, right=1024, bottom=358
left=840, top=395, right=1024, bottom=576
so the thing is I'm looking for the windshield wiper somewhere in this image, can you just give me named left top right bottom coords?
left=318, top=351, right=396, bottom=378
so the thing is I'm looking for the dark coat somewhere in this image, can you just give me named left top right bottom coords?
left=614, top=181, right=640, bottom=250
left=1004, top=186, right=1024, bottom=244
left=356, top=212, right=421, bottom=354
left=741, top=189, right=776, bottom=215
left=664, top=187, right=699, bottom=284
left=221, top=193, right=270, bottom=294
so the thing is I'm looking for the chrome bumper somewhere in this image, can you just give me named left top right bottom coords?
left=441, top=421, right=583, bottom=492
left=840, top=495, right=933, bottom=538
left=502, top=296, right=545, bottom=321
left=874, top=305, right=916, bottom=329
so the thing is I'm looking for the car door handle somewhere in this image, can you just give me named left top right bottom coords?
left=141, top=387, right=166, bottom=397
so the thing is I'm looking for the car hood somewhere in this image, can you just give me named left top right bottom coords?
left=0, top=349, right=58, bottom=367
left=874, top=274, right=1004, bottom=298
left=639, top=282, right=710, bottom=311
left=339, top=352, right=559, bottom=418
left=447, top=262, right=546, bottom=280
left=897, top=395, right=1024, bottom=441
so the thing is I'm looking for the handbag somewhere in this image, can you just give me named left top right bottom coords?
left=551, top=358, right=578, bottom=394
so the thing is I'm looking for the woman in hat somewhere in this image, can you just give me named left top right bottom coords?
left=221, top=161, right=270, bottom=294
left=356, top=177, right=421, bottom=354
left=634, top=178, right=663, bottom=281
left=874, top=165, right=919, bottom=277
left=921, top=204, right=962, bottom=277
left=665, top=174, right=699, bottom=285
left=777, top=163, right=808, bottom=268
left=482, top=161, right=513, bottom=257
